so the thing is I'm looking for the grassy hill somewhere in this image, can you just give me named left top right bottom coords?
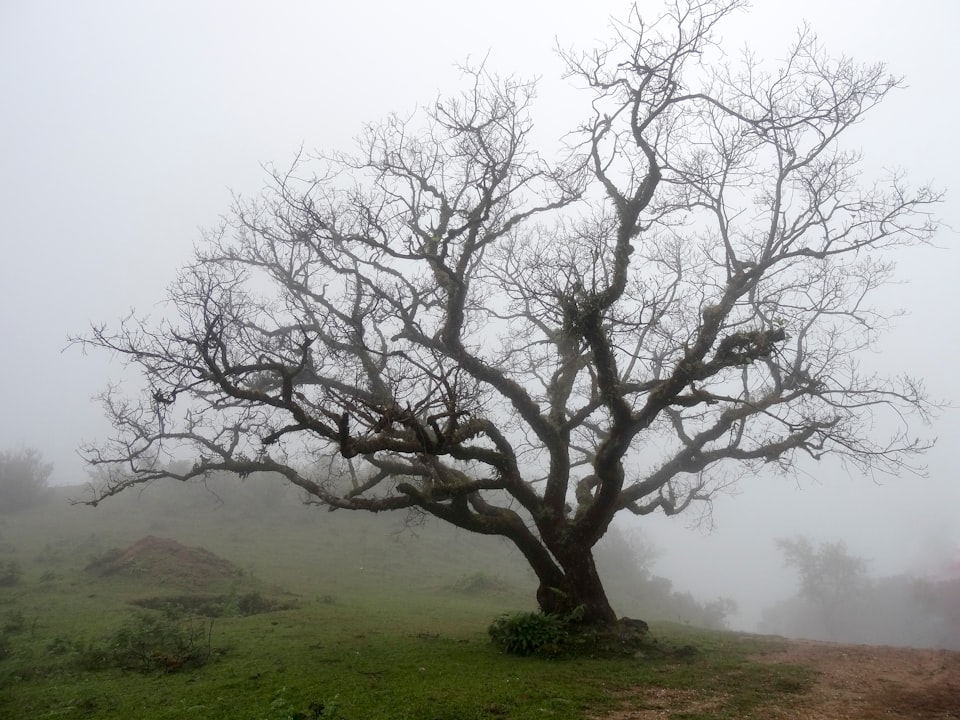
left=0, top=476, right=811, bottom=719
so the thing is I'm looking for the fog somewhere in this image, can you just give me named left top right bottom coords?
left=1, top=0, right=958, bottom=640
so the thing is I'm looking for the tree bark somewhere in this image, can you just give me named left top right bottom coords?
left=535, top=545, right=618, bottom=626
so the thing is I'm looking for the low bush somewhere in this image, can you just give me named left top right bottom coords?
left=449, top=571, right=510, bottom=594
left=83, top=548, right=123, bottom=575
left=488, top=611, right=568, bottom=656
left=112, top=612, right=215, bottom=673
left=2, top=610, right=25, bottom=634
left=130, top=590, right=295, bottom=617
left=77, top=612, right=217, bottom=674
left=0, top=561, right=21, bottom=587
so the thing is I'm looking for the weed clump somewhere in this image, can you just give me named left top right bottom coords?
left=488, top=611, right=569, bottom=656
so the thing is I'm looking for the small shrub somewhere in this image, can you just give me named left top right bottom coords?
left=450, top=572, right=509, bottom=594
left=45, top=636, right=73, bottom=656
left=36, top=542, right=65, bottom=564
left=1, top=610, right=25, bottom=634
left=73, top=642, right=111, bottom=672
left=0, top=561, right=21, bottom=588
left=82, top=612, right=217, bottom=674
left=234, top=591, right=277, bottom=615
left=130, top=591, right=295, bottom=617
left=84, top=548, right=123, bottom=574
left=488, top=611, right=567, bottom=656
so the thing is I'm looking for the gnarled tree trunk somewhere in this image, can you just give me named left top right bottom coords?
left=536, top=547, right=618, bottom=625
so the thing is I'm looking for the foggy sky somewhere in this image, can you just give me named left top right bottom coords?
left=1, top=0, right=958, bottom=628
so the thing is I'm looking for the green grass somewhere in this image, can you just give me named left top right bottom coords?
left=0, top=478, right=814, bottom=719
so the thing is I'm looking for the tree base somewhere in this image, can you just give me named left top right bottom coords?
left=561, top=616, right=653, bottom=657
left=489, top=611, right=654, bottom=657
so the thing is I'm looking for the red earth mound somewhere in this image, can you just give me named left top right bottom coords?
left=87, top=535, right=242, bottom=589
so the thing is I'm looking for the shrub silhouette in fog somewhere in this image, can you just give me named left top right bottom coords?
left=0, top=448, right=51, bottom=514
left=763, top=536, right=960, bottom=649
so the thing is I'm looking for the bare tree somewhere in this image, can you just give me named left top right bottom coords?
left=78, top=1, right=939, bottom=626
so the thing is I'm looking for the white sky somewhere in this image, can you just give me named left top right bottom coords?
left=1, top=0, right=958, bottom=628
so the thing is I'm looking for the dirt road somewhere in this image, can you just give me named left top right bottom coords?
left=598, top=639, right=960, bottom=719
left=755, top=640, right=960, bottom=719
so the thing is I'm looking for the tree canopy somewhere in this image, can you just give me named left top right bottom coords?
left=79, top=0, right=940, bottom=626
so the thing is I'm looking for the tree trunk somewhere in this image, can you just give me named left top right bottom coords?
left=466, top=511, right=622, bottom=627
left=535, top=546, right=618, bottom=626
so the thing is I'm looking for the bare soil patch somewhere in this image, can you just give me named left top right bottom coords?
left=596, top=639, right=960, bottom=719
left=754, top=640, right=960, bottom=719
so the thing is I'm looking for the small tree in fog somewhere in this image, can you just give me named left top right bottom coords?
left=0, top=448, right=52, bottom=513
left=776, top=537, right=870, bottom=638
left=78, top=1, right=938, bottom=627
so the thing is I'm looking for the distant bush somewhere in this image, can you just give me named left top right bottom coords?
left=761, top=572, right=960, bottom=650
left=0, top=448, right=52, bottom=513
left=83, top=547, right=123, bottom=574
left=77, top=612, right=217, bottom=674
left=450, top=571, right=510, bottom=594
left=114, top=612, right=216, bottom=673
left=0, top=561, right=21, bottom=588
left=130, top=590, right=296, bottom=617
left=0, top=610, right=25, bottom=665
left=760, top=535, right=960, bottom=650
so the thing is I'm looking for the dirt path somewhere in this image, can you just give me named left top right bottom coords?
left=597, top=640, right=960, bottom=719
left=754, top=640, right=960, bottom=719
